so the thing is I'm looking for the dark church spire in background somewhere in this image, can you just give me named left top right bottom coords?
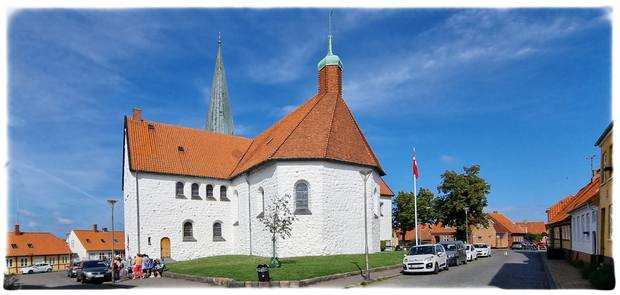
left=206, top=32, right=234, bottom=135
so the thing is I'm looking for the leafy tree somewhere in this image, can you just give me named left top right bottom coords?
left=524, top=233, right=543, bottom=242
left=436, top=165, right=491, bottom=241
left=392, top=188, right=439, bottom=243
left=258, top=194, right=297, bottom=267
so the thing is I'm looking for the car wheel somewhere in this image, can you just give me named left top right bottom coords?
left=433, top=263, right=439, bottom=274
left=81, top=276, right=86, bottom=284
left=76, top=275, right=81, bottom=282
left=28, top=270, right=33, bottom=274
left=47, top=268, right=52, bottom=272
left=444, top=263, right=449, bottom=271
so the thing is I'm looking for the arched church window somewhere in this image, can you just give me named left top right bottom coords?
left=294, top=181, right=311, bottom=215
left=176, top=182, right=185, bottom=198
left=213, top=221, right=224, bottom=241
left=257, top=187, right=265, bottom=218
left=206, top=185, right=215, bottom=200
left=182, top=221, right=195, bottom=241
left=220, top=186, right=229, bottom=201
left=191, top=183, right=200, bottom=199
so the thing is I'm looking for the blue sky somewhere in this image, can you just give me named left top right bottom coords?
left=7, top=8, right=611, bottom=237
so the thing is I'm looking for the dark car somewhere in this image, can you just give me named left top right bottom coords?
left=66, top=262, right=79, bottom=278
left=76, top=260, right=111, bottom=284
left=511, top=242, right=524, bottom=250
left=439, top=240, right=467, bottom=266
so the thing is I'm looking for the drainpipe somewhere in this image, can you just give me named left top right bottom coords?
left=246, top=173, right=252, bottom=256
left=135, top=171, right=141, bottom=255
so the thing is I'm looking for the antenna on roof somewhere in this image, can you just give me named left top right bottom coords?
left=328, top=9, right=334, bottom=55
left=586, top=153, right=596, bottom=173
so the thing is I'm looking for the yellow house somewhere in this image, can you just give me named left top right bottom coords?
left=5, top=225, right=73, bottom=274
left=595, top=122, right=613, bottom=265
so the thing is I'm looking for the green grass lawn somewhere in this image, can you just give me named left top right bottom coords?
left=167, top=251, right=405, bottom=281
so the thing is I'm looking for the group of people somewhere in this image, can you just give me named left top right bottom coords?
left=130, top=254, right=166, bottom=280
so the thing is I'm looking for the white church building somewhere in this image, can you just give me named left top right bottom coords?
left=122, top=32, right=395, bottom=261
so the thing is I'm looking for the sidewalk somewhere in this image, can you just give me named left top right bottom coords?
left=543, top=256, right=592, bottom=289
left=313, top=267, right=402, bottom=288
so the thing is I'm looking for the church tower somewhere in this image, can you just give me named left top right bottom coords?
left=206, top=33, right=235, bottom=135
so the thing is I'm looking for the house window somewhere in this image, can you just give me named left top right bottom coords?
left=294, top=181, right=311, bottom=214
left=6, top=258, right=13, bottom=267
left=191, top=183, right=200, bottom=199
left=99, top=252, right=106, bottom=260
left=11, top=244, right=17, bottom=249
left=61, top=256, right=67, bottom=264
left=20, top=258, right=28, bottom=267
left=148, top=237, right=151, bottom=246
left=257, top=188, right=265, bottom=218
left=206, top=185, right=214, bottom=200
left=380, top=202, right=384, bottom=217
left=176, top=182, right=185, bottom=197
left=27, top=243, right=33, bottom=248
left=70, top=239, right=74, bottom=248
left=183, top=221, right=195, bottom=241
left=49, top=257, right=56, bottom=265
left=213, top=222, right=224, bottom=241
left=220, top=186, right=229, bottom=201
left=602, top=152, right=608, bottom=181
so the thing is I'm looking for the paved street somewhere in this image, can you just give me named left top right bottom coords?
left=370, top=250, right=550, bottom=289
left=13, top=271, right=214, bottom=289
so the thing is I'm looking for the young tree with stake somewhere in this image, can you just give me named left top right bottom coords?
left=258, top=194, right=297, bottom=268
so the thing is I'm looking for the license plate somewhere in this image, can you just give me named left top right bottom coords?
left=95, top=274, right=104, bottom=278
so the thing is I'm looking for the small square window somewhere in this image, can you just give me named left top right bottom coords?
left=27, top=243, right=33, bottom=248
left=86, top=239, right=91, bottom=243
left=11, top=244, right=17, bottom=249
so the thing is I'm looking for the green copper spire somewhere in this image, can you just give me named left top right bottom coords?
left=206, top=32, right=235, bottom=135
left=318, top=11, right=343, bottom=70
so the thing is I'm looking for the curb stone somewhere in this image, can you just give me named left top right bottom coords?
left=164, top=264, right=402, bottom=288
left=345, top=272, right=401, bottom=288
left=539, top=252, right=558, bottom=289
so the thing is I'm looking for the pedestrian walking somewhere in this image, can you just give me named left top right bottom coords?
left=133, top=254, right=143, bottom=280
left=113, top=256, right=121, bottom=281
left=142, top=255, right=151, bottom=278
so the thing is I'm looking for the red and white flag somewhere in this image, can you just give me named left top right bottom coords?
left=412, top=148, right=419, bottom=179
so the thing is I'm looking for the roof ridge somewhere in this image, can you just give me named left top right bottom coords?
left=337, top=96, right=384, bottom=173
left=228, top=138, right=256, bottom=178
left=323, top=94, right=341, bottom=157
left=269, top=93, right=328, bottom=161
left=129, top=118, right=251, bottom=141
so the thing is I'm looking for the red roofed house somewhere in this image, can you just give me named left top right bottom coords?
left=514, top=221, right=548, bottom=244
left=547, top=174, right=600, bottom=260
left=395, top=223, right=456, bottom=246
left=488, top=211, right=525, bottom=248
left=66, top=224, right=125, bottom=261
left=5, top=224, right=72, bottom=274
left=122, top=30, right=394, bottom=261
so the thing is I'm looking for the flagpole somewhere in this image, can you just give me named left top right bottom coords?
left=413, top=148, right=419, bottom=246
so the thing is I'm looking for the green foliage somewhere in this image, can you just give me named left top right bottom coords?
left=589, top=263, right=615, bottom=290
left=392, top=188, right=439, bottom=241
left=167, top=251, right=406, bottom=281
left=436, top=165, right=490, bottom=240
left=380, top=240, right=387, bottom=251
left=524, top=233, right=543, bottom=242
left=3, top=274, right=19, bottom=290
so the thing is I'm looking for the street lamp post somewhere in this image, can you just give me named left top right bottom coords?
left=359, top=169, right=372, bottom=281
left=464, top=207, right=469, bottom=244
left=107, top=199, right=117, bottom=284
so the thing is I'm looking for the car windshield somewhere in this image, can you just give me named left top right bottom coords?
left=83, top=261, right=107, bottom=268
left=474, top=244, right=487, bottom=248
left=408, top=245, right=435, bottom=255
left=442, top=244, right=457, bottom=251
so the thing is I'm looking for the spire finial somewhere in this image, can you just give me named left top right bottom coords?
left=218, top=32, right=222, bottom=46
left=327, top=10, right=333, bottom=55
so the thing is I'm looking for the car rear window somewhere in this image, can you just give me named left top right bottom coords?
left=83, top=261, right=107, bottom=268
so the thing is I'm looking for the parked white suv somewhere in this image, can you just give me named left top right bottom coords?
left=402, top=244, right=449, bottom=274
left=465, top=244, right=478, bottom=261
left=22, top=263, right=52, bottom=274
left=473, top=243, right=492, bottom=257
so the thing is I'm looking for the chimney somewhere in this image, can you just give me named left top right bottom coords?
left=14, top=224, right=20, bottom=235
left=102, top=227, right=108, bottom=232
left=92, top=224, right=98, bottom=232
left=592, top=168, right=601, bottom=181
left=132, top=108, right=142, bottom=121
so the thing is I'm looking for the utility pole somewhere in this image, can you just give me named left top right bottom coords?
left=359, top=169, right=372, bottom=281
left=107, top=199, right=117, bottom=284
left=586, top=154, right=597, bottom=174
left=464, top=207, right=469, bottom=244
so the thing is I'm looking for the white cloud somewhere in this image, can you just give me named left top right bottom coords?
left=56, top=216, right=74, bottom=226
left=440, top=155, right=455, bottom=163
left=17, top=208, right=34, bottom=217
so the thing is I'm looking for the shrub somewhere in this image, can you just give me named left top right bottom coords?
left=588, top=263, right=616, bottom=290
left=380, top=240, right=387, bottom=252
left=3, top=274, right=19, bottom=290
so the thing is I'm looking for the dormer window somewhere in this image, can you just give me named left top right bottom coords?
left=178, top=145, right=185, bottom=152
left=100, top=239, right=106, bottom=243
left=11, top=244, right=17, bottom=249
left=86, top=239, right=91, bottom=243
left=27, top=243, right=33, bottom=248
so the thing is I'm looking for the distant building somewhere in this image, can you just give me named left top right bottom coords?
left=595, top=122, right=613, bottom=266
left=5, top=224, right=72, bottom=274
left=470, top=220, right=497, bottom=247
left=66, top=224, right=125, bottom=261
left=514, top=221, right=548, bottom=243
left=395, top=223, right=456, bottom=246
left=488, top=211, right=525, bottom=248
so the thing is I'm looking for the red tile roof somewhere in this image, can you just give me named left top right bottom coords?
left=379, top=178, right=394, bottom=196
left=7, top=231, right=71, bottom=257
left=125, top=119, right=252, bottom=179
left=547, top=176, right=600, bottom=225
left=514, top=221, right=546, bottom=235
left=396, top=223, right=456, bottom=242
left=547, top=195, right=575, bottom=223
left=74, top=230, right=125, bottom=252
left=125, top=93, right=385, bottom=179
left=489, top=211, right=525, bottom=234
